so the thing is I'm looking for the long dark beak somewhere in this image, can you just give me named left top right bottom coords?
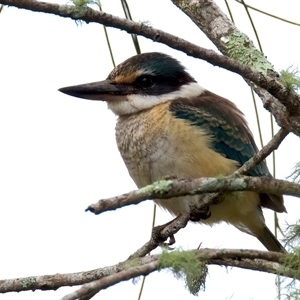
left=58, top=80, right=128, bottom=101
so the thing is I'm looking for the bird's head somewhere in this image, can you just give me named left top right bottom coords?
left=59, top=52, right=205, bottom=115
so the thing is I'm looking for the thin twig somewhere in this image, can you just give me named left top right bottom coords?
left=235, top=0, right=300, bottom=26
left=235, top=128, right=289, bottom=175
left=129, top=213, right=190, bottom=259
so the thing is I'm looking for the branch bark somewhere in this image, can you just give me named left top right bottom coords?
left=1, top=0, right=300, bottom=136
left=87, top=175, right=300, bottom=215
left=61, top=262, right=158, bottom=300
left=171, top=0, right=300, bottom=136
left=0, top=248, right=293, bottom=296
left=172, top=0, right=300, bottom=116
left=86, top=127, right=291, bottom=215
left=0, top=255, right=158, bottom=293
left=128, top=213, right=190, bottom=259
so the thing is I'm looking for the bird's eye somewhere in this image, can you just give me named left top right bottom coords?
left=136, top=76, right=155, bottom=88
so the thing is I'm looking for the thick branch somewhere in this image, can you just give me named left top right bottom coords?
left=87, top=127, right=290, bottom=214
left=0, top=255, right=158, bottom=293
left=61, top=262, right=158, bottom=300
left=87, top=176, right=299, bottom=215
left=171, top=0, right=300, bottom=135
left=1, top=248, right=293, bottom=296
left=62, top=249, right=285, bottom=299
left=0, top=215, right=186, bottom=293
left=1, top=0, right=300, bottom=136
left=172, top=0, right=300, bottom=116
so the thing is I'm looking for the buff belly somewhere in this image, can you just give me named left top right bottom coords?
left=115, top=103, right=263, bottom=234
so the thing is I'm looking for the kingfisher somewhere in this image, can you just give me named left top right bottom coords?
left=59, top=52, right=286, bottom=252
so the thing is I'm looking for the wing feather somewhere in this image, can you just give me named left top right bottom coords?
left=169, top=90, right=269, bottom=177
left=169, top=90, right=286, bottom=213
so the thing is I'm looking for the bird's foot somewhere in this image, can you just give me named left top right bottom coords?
left=152, top=220, right=176, bottom=246
left=151, top=214, right=189, bottom=247
left=189, top=205, right=211, bottom=222
left=162, top=174, right=178, bottom=180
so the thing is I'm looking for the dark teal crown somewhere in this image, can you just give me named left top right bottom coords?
left=137, top=52, right=188, bottom=77
left=109, top=52, right=196, bottom=85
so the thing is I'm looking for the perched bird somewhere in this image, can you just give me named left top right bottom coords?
left=59, top=52, right=286, bottom=252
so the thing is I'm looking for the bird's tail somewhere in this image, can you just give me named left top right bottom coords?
left=256, top=225, right=286, bottom=253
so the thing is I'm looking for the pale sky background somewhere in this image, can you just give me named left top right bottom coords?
left=0, top=0, right=300, bottom=299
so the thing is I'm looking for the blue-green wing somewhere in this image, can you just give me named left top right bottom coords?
left=169, top=90, right=271, bottom=177
left=170, top=90, right=286, bottom=213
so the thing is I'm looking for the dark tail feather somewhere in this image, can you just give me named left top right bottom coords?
left=257, top=226, right=286, bottom=253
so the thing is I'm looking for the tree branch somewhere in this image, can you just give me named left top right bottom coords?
left=61, top=248, right=285, bottom=300
left=1, top=248, right=293, bottom=296
left=171, top=0, right=300, bottom=130
left=0, top=255, right=158, bottom=293
left=86, top=127, right=290, bottom=215
left=235, top=128, right=289, bottom=176
left=194, top=127, right=289, bottom=211
left=60, top=262, right=158, bottom=300
left=171, top=0, right=300, bottom=137
left=86, top=175, right=300, bottom=215
left=128, top=213, right=190, bottom=259
left=1, top=0, right=300, bottom=136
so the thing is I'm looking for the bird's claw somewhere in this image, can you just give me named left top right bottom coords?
left=152, top=223, right=176, bottom=245
left=162, top=174, right=178, bottom=180
left=189, top=205, right=211, bottom=222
